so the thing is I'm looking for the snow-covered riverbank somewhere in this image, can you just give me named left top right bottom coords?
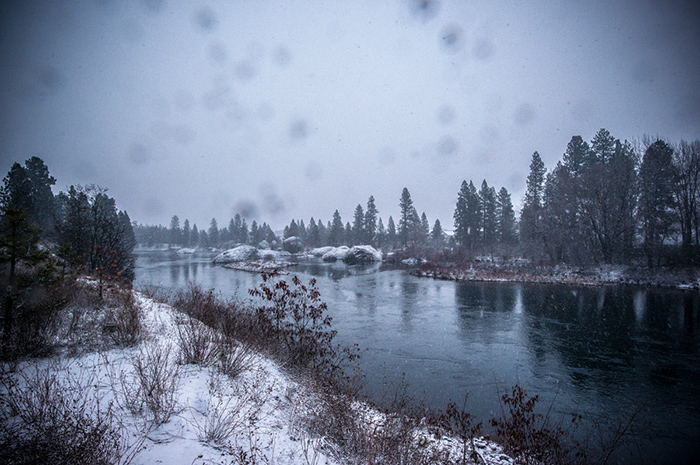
left=1, top=286, right=514, bottom=465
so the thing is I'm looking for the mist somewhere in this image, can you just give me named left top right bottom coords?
left=1, top=0, right=699, bottom=229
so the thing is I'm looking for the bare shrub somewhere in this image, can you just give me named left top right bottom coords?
left=0, top=278, right=75, bottom=360
left=176, top=314, right=219, bottom=366
left=171, top=282, right=228, bottom=327
left=218, top=341, right=254, bottom=379
left=0, top=361, right=129, bottom=465
left=104, top=289, right=144, bottom=347
left=137, top=282, right=171, bottom=303
left=192, top=371, right=272, bottom=446
left=248, top=274, right=337, bottom=371
left=435, top=395, right=483, bottom=464
left=491, top=385, right=583, bottom=465
left=120, top=342, right=180, bottom=425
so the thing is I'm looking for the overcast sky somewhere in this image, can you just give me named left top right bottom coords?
left=1, top=0, right=699, bottom=231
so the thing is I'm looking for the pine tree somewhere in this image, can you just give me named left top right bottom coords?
left=431, top=219, right=444, bottom=247
left=208, top=218, right=219, bottom=247
left=480, top=180, right=497, bottom=251
left=191, top=224, right=199, bottom=247
left=0, top=206, right=46, bottom=333
left=376, top=217, right=386, bottom=248
left=345, top=222, right=352, bottom=245
left=453, top=180, right=481, bottom=251
left=496, top=187, right=516, bottom=246
left=640, top=139, right=675, bottom=266
left=420, top=212, right=430, bottom=245
left=398, top=188, right=414, bottom=247
left=308, top=218, right=320, bottom=247
left=0, top=157, right=56, bottom=236
left=169, top=215, right=182, bottom=246
left=183, top=219, right=191, bottom=247
left=232, top=213, right=243, bottom=243
left=387, top=216, right=397, bottom=248
left=240, top=219, right=249, bottom=244
left=352, top=204, right=364, bottom=245
left=364, top=196, right=378, bottom=246
left=520, top=152, right=546, bottom=258
left=329, top=210, right=344, bottom=246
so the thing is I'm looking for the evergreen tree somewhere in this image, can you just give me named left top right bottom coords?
left=639, top=139, right=675, bottom=266
left=480, top=180, right=497, bottom=251
left=0, top=157, right=56, bottom=236
left=198, top=229, right=209, bottom=248
left=191, top=224, right=199, bottom=247
left=520, top=152, right=546, bottom=258
left=344, top=222, right=352, bottom=245
left=0, top=206, right=46, bottom=333
left=352, top=204, right=364, bottom=245
left=420, top=212, right=430, bottom=245
left=232, top=214, right=243, bottom=243
left=453, top=180, right=481, bottom=251
left=580, top=130, right=637, bottom=263
left=563, top=135, right=591, bottom=177
left=208, top=218, right=219, bottom=247
left=329, top=210, right=344, bottom=246
left=183, top=219, right=191, bottom=247
left=298, top=219, right=306, bottom=242
left=55, top=185, right=135, bottom=287
left=317, top=219, right=328, bottom=246
left=496, top=187, right=516, bottom=246
left=285, top=219, right=299, bottom=239
left=240, top=219, right=249, bottom=244
left=169, top=215, right=182, bottom=246
left=307, top=218, right=320, bottom=247
left=398, top=188, right=414, bottom=247
left=387, top=216, right=397, bottom=248
left=364, top=195, right=378, bottom=246
left=431, top=219, right=444, bottom=247
left=376, top=217, right=386, bottom=248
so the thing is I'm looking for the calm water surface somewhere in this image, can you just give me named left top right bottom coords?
left=134, top=251, right=700, bottom=464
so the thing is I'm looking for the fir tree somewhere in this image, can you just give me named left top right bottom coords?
left=352, top=204, right=364, bottom=245
left=398, top=188, right=414, bottom=247
left=208, top=218, right=219, bottom=247
left=183, top=219, right=191, bottom=247
left=329, top=210, right=344, bottom=246
left=364, top=195, right=378, bottom=246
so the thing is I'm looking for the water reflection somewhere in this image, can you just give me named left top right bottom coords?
left=135, top=253, right=700, bottom=465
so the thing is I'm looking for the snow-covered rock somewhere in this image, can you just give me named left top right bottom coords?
left=213, top=245, right=257, bottom=263
left=282, top=236, right=304, bottom=254
left=310, top=246, right=335, bottom=257
left=176, top=247, right=196, bottom=254
left=322, top=246, right=350, bottom=262
left=257, top=249, right=292, bottom=260
left=344, top=245, right=382, bottom=265
left=257, top=240, right=270, bottom=250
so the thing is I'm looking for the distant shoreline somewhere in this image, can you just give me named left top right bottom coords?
left=410, top=262, right=700, bottom=290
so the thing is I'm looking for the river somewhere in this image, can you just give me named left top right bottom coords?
left=134, top=250, right=700, bottom=464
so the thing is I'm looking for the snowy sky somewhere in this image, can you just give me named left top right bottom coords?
left=1, top=0, right=699, bottom=230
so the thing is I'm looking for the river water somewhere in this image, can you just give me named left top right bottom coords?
left=134, top=250, right=700, bottom=464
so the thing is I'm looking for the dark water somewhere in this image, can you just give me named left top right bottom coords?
left=134, top=251, right=700, bottom=464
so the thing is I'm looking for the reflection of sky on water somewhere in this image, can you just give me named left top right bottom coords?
left=135, top=252, right=700, bottom=464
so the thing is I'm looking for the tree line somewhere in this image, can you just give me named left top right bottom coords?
left=516, top=129, right=700, bottom=266
left=1, top=157, right=136, bottom=333
left=138, top=128, right=699, bottom=268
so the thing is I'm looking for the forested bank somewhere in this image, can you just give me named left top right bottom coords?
left=137, top=129, right=700, bottom=269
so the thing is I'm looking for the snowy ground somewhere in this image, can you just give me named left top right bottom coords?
left=1, top=289, right=514, bottom=465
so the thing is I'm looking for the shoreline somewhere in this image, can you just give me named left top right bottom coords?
left=410, top=263, right=700, bottom=290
